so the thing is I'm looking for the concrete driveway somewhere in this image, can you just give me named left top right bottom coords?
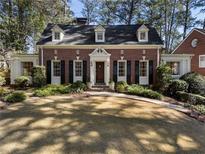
left=0, top=94, right=205, bottom=154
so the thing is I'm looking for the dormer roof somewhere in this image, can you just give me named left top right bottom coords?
left=51, top=25, right=64, bottom=34
left=94, top=25, right=105, bottom=32
left=137, top=24, right=149, bottom=31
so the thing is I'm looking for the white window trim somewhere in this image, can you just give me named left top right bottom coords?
left=52, top=31, right=64, bottom=42
left=95, top=32, right=105, bottom=42
left=74, top=60, right=83, bottom=82
left=199, top=55, right=205, bottom=68
left=139, top=60, right=149, bottom=85
left=138, top=31, right=148, bottom=42
left=117, top=60, right=127, bottom=82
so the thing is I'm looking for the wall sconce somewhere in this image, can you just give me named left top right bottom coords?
left=120, top=50, right=124, bottom=55
left=76, top=50, right=80, bottom=55
left=143, top=50, right=146, bottom=54
left=54, top=50, right=58, bottom=55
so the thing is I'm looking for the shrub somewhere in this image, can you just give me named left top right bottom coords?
left=4, top=91, right=26, bottom=103
left=180, top=72, right=205, bottom=96
left=70, top=81, right=87, bottom=92
left=167, top=79, right=188, bottom=97
left=14, top=76, right=30, bottom=89
left=176, top=91, right=205, bottom=105
left=191, top=105, right=205, bottom=115
left=0, top=69, right=10, bottom=85
left=32, top=66, right=46, bottom=87
left=156, top=64, right=172, bottom=93
left=115, top=81, right=128, bottom=93
left=0, top=87, right=6, bottom=97
left=0, top=76, right=6, bottom=86
left=127, top=84, right=162, bottom=100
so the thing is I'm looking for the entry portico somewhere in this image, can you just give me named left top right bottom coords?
left=89, top=48, right=111, bottom=86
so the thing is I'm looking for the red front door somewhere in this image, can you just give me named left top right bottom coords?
left=96, top=62, right=104, bottom=83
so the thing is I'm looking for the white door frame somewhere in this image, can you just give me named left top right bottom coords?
left=51, top=60, right=61, bottom=84
left=89, top=48, right=111, bottom=86
left=139, top=60, right=149, bottom=85
left=73, top=60, right=83, bottom=82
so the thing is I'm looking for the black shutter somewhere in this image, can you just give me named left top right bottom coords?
left=46, top=60, right=51, bottom=84
left=135, top=61, right=139, bottom=84
left=113, top=61, right=117, bottom=83
left=127, top=61, right=131, bottom=84
left=69, top=60, right=73, bottom=83
left=83, top=60, right=87, bottom=83
left=149, top=60, right=154, bottom=85
left=61, top=60, right=65, bottom=84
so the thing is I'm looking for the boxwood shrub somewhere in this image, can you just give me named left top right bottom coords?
left=14, top=76, right=30, bottom=89
left=70, top=81, right=87, bottom=92
left=32, top=66, right=46, bottom=87
left=176, top=91, right=205, bottom=105
left=180, top=72, right=205, bottom=96
left=127, top=84, right=162, bottom=100
left=167, top=79, right=188, bottom=97
left=115, top=81, right=128, bottom=93
left=0, top=76, right=6, bottom=86
left=4, top=91, right=26, bottom=103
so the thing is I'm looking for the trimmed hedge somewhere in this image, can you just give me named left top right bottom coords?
left=33, top=84, right=71, bottom=97
left=33, top=82, right=87, bottom=97
left=168, top=79, right=188, bottom=97
left=14, top=76, right=30, bottom=89
left=127, top=84, right=162, bottom=100
left=180, top=72, right=205, bottom=96
left=0, top=76, right=6, bottom=86
left=4, top=91, right=26, bottom=103
left=32, top=66, right=46, bottom=87
left=115, top=81, right=128, bottom=93
left=176, top=91, right=205, bottom=105
left=191, top=105, right=205, bottom=115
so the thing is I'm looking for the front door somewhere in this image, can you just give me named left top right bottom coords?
left=139, top=61, right=149, bottom=85
left=96, top=62, right=104, bottom=83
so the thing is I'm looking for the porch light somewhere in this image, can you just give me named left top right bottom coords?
left=76, top=50, right=80, bottom=55
left=54, top=50, right=58, bottom=55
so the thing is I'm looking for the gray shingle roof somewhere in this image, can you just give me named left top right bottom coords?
left=37, top=23, right=163, bottom=45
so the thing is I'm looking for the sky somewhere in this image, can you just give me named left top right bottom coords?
left=70, top=0, right=204, bottom=26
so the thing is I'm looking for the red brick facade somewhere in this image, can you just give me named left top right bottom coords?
left=174, top=30, right=205, bottom=75
left=40, top=48, right=159, bottom=84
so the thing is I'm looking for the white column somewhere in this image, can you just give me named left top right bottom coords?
left=90, top=59, right=95, bottom=86
left=105, top=59, right=110, bottom=86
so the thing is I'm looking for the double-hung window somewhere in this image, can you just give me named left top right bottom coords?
left=167, top=62, right=180, bottom=75
left=53, top=61, right=61, bottom=77
left=54, top=32, right=60, bottom=40
left=22, top=62, right=33, bottom=76
left=140, top=61, right=148, bottom=77
left=199, top=55, right=205, bottom=68
left=75, top=61, right=82, bottom=77
left=118, top=61, right=126, bottom=77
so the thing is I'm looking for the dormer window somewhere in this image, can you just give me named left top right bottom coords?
left=95, top=25, right=105, bottom=43
left=54, top=32, right=60, bottom=40
left=137, top=25, right=149, bottom=42
left=52, top=25, right=64, bottom=41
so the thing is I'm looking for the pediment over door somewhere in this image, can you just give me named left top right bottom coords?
left=89, top=48, right=111, bottom=57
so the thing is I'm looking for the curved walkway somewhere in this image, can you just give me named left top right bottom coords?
left=85, top=91, right=190, bottom=113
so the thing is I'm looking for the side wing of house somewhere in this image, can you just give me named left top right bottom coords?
left=173, top=29, right=205, bottom=76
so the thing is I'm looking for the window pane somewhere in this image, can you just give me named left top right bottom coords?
left=53, top=61, right=61, bottom=76
left=75, top=61, right=82, bottom=77
left=22, top=62, right=33, bottom=76
left=118, top=61, right=125, bottom=77
left=97, top=33, right=103, bottom=40
left=167, top=62, right=180, bottom=75
left=140, top=62, right=147, bottom=76
left=54, top=32, right=60, bottom=40
left=140, top=32, right=146, bottom=40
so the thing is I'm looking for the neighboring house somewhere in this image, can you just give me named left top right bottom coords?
left=35, top=23, right=163, bottom=86
left=172, top=28, right=205, bottom=76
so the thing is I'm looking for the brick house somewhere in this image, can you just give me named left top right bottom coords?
left=35, top=23, right=163, bottom=86
left=172, top=28, right=205, bottom=76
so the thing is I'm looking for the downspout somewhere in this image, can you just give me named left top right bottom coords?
left=41, top=46, right=44, bottom=66
left=157, top=47, right=160, bottom=67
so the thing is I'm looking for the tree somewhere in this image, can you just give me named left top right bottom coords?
left=80, top=0, right=98, bottom=24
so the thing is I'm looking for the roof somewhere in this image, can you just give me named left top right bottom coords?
left=195, top=28, right=205, bottom=34
left=172, top=28, right=205, bottom=53
left=37, top=24, right=163, bottom=45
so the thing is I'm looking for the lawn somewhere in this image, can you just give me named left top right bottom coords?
left=0, top=95, right=205, bottom=154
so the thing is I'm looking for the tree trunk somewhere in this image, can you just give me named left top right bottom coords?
left=183, top=0, right=190, bottom=39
